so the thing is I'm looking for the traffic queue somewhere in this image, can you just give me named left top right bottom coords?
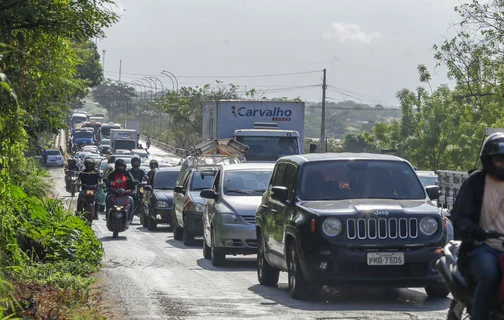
left=65, top=110, right=504, bottom=319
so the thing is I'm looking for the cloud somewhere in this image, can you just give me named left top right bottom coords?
left=324, top=23, right=382, bottom=43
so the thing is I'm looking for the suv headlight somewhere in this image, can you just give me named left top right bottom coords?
left=156, top=201, right=169, bottom=208
left=193, top=203, right=205, bottom=212
left=420, top=216, right=438, bottom=236
left=322, top=218, right=342, bottom=236
left=221, top=213, right=241, bottom=224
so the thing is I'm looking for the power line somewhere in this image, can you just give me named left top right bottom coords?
left=104, top=69, right=322, bottom=79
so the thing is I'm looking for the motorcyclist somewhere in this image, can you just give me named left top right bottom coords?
left=451, top=132, right=504, bottom=320
left=146, top=159, right=158, bottom=181
left=64, top=158, right=79, bottom=190
left=129, top=155, right=147, bottom=215
left=105, top=159, right=135, bottom=227
left=76, top=158, right=101, bottom=216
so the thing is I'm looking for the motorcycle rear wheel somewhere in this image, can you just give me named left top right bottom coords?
left=447, top=300, right=469, bottom=320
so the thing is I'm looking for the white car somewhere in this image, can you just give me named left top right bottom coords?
left=45, top=150, right=64, bottom=167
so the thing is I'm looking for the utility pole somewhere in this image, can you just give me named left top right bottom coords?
left=102, top=50, right=106, bottom=71
left=320, top=68, right=327, bottom=153
left=119, top=60, right=122, bottom=82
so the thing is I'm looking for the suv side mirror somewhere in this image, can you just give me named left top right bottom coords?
left=174, top=186, right=185, bottom=194
left=425, top=185, right=440, bottom=201
left=200, top=189, right=218, bottom=200
left=271, top=186, right=289, bottom=203
left=143, top=185, right=153, bottom=192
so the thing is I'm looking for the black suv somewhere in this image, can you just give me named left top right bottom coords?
left=255, top=153, right=446, bottom=300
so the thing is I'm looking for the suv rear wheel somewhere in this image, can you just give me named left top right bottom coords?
left=257, top=231, right=279, bottom=286
left=425, top=283, right=450, bottom=298
left=287, top=242, right=321, bottom=300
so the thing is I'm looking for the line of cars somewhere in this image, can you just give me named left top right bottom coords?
left=136, top=152, right=452, bottom=300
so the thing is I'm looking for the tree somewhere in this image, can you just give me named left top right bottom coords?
left=340, top=132, right=378, bottom=153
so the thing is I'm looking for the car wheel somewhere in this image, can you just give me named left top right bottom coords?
left=425, top=283, right=450, bottom=298
left=203, top=232, right=211, bottom=259
left=287, top=241, right=321, bottom=300
left=257, top=231, right=279, bottom=286
left=172, top=213, right=183, bottom=240
left=141, top=207, right=148, bottom=228
left=147, top=209, right=157, bottom=231
left=211, top=230, right=225, bottom=267
left=183, top=223, right=195, bottom=246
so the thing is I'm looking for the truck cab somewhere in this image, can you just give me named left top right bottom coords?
left=234, top=123, right=300, bottom=162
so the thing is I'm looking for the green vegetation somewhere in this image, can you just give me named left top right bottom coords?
left=0, top=0, right=117, bottom=318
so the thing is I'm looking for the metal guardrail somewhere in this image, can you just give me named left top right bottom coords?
left=139, top=134, right=178, bottom=154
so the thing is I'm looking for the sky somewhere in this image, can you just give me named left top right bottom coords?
left=97, top=0, right=468, bottom=107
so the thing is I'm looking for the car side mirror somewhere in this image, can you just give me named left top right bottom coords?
left=425, top=185, right=440, bottom=201
left=200, top=189, right=218, bottom=200
left=174, top=186, right=185, bottom=194
left=143, top=185, right=153, bottom=192
left=271, top=186, right=289, bottom=203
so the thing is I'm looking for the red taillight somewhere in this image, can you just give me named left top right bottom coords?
left=311, top=219, right=316, bottom=232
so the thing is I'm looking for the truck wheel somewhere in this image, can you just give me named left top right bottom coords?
left=203, top=233, right=211, bottom=259
left=211, top=231, right=225, bottom=267
left=425, top=283, right=450, bottom=298
left=287, top=242, right=321, bottom=300
left=183, top=224, right=194, bottom=246
left=257, top=232, right=279, bottom=286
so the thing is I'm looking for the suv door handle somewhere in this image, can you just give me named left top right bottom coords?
left=261, top=204, right=268, bottom=209
left=271, top=209, right=278, bottom=214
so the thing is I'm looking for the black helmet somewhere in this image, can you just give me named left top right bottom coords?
left=68, top=158, right=77, bottom=165
left=149, top=159, right=158, bottom=170
left=115, top=158, right=127, bottom=172
left=84, top=158, right=95, bottom=169
left=481, top=132, right=504, bottom=180
left=131, top=155, right=141, bottom=168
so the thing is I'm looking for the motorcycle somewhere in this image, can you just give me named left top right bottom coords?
left=68, top=171, right=79, bottom=197
left=132, top=180, right=145, bottom=217
left=436, top=230, right=504, bottom=319
left=106, top=188, right=132, bottom=238
left=78, top=184, right=98, bottom=224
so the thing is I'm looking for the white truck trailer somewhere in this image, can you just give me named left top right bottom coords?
left=202, top=100, right=305, bottom=162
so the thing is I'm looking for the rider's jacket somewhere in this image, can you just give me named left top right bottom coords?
left=65, top=164, right=79, bottom=172
left=128, top=167, right=146, bottom=182
left=106, top=170, right=134, bottom=191
left=79, top=169, right=100, bottom=186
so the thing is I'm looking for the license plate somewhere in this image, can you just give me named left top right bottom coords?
left=367, top=252, right=404, bottom=266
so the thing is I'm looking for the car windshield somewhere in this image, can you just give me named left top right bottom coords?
left=235, top=136, right=298, bottom=161
left=223, top=170, right=272, bottom=196
left=418, top=176, right=438, bottom=187
left=47, top=150, right=60, bottom=155
left=298, top=160, right=426, bottom=201
left=191, top=171, right=216, bottom=191
left=153, top=171, right=180, bottom=189
left=74, top=131, right=93, bottom=138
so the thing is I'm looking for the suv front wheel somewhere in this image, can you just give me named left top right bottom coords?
left=287, top=242, right=321, bottom=300
left=257, top=231, right=279, bottom=286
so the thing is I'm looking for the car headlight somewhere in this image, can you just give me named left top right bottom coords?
left=193, top=203, right=205, bottom=212
left=156, top=201, right=169, bottom=208
left=322, top=218, right=342, bottom=236
left=221, top=213, right=241, bottom=224
left=420, top=216, right=438, bottom=236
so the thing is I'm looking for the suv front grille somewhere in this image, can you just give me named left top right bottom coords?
left=346, top=218, right=418, bottom=240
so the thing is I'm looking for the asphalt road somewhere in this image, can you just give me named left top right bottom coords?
left=48, top=140, right=453, bottom=320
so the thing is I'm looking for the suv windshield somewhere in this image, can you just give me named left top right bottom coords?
left=153, top=171, right=179, bottom=189
left=298, top=160, right=425, bottom=201
left=191, top=171, right=216, bottom=191
left=418, top=176, right=437, bottom=187
left=47, top=150, right=60, bottom=155
left=223, top=170, right=272, bottom=196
